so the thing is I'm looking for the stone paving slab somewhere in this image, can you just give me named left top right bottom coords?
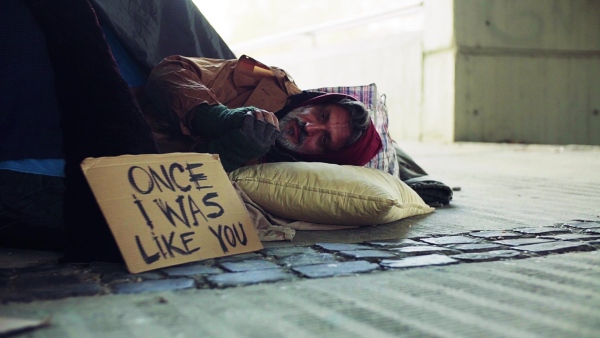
left=219, top=259, right=280, bottom=272
left=215, top=253, right=263, bottom=263
left=338, top=250, right=398, bottom=260
left=513, top=227, right=571, bottom=235
left=278, top=253, right=338, bottom=267
left=540, top=233, right=600, bottom=241
left=494, top=238, right=555, bottom=246
left=562, top=220, right=600, bottom=229
left=420, top=235, right=480, bottom=245
left=391, top=245, right=461, bottom=256
left=446, top=243, right=503, bottom=252
left=314, top=243, right=372, bottom=251
left=513, top=241, right=596, bottom=254
left=162, top=264, right=222, bottom=277
left=365, top=239, right=424, bottom=247
left=207, top=269, right=295, bottom=287
left=469, top=231, right=522, bottom=239
left=380, top=254, right=458, bottom=269
left=262, top=246, right=317, bottom=258
left=112, top=278, right=195, bottom=294
left=1, top=222, right=598, bottom=302
left=292, top=261, right=379, bottom=278
left=451, top=250, right=524, bottom=262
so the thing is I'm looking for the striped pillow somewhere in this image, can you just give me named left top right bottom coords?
left=309, top=84, right=399, bottom=178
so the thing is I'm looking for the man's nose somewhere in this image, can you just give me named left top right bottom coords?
left=304, top=122, right=324, bottom=135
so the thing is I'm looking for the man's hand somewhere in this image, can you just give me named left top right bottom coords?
left=241, top=109, right=281, bottom=149
left=207, top=108, right=281, bottom=172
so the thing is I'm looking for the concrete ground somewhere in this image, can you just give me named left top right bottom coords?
left=1, top=141, right=599, bottom=337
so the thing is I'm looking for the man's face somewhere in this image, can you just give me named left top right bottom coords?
left=276, top=104, right=352, bottom=155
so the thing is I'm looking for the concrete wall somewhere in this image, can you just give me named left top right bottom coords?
left=425, top=0, right=600, bottom=144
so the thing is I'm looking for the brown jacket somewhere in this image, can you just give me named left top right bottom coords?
left=145, top=55, right=302, bottom=142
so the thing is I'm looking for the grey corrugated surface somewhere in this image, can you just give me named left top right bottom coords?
left=2, top=251, right=599, bottom=337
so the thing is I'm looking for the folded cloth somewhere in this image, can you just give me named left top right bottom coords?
left=393, top=141, right=429, bottom=181
left=393, top=141, right=453, bottom=206
left=404, top=176, right=453, bottom=207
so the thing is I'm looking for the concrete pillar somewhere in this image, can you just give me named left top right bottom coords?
left=422, top=0, right=455, bottom=142
left=423, top=0, right=600, bottom=145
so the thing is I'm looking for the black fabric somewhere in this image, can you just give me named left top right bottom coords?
left=404, top=176, right=453, bottom=207
left=393, top=143, right=452, bottom=206
left=0, top=0, right=63, bottom=161
left=89, top=0, right=236, bottom=73
left=394, top=142, right=429, bottom=181
left=24, top=0, right=160, bottom=262
left=0, top=169, right=65, bottom=251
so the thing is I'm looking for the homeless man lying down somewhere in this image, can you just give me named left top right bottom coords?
left=145, top=55, right=452, bottom=205
left=144, top=55, right=382, bottom=172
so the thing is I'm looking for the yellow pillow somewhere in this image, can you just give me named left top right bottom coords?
left=229, top=162, right=434, bottom=226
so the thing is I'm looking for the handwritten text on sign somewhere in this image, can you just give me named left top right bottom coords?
left=81, top=153, right=262, bottom=273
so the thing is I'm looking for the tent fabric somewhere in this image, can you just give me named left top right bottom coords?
left=101, top=24, right=147, bottom=88
left=89, top=0, right=236, bottom=74
left=16, top=0, right=235, bottom=262
left=0, top=0, right=63, bottom=162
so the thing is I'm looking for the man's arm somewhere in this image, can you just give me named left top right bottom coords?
left=145, top=56, right=281, bottom=170
left=204, top=111, right=281, bottom=172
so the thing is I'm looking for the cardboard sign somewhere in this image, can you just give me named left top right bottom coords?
left=81, top=153, right=263, bottom=273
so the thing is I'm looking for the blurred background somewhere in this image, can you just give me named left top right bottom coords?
left=194, top=0, right=600, bottom=146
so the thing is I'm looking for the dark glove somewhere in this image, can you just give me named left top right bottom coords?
left=404, top=176, right=453, bottom=207
left=240, top=113, right=281, bottom=150
left=208, top=113, right=280, bottom=172
left=188, top=104, right=256, bottom=139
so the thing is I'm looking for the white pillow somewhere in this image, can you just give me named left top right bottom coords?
left=229, top=162, right=433, bottom=226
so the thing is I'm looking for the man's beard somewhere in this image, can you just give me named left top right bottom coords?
left=276, top=107, right=306, bottom=152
